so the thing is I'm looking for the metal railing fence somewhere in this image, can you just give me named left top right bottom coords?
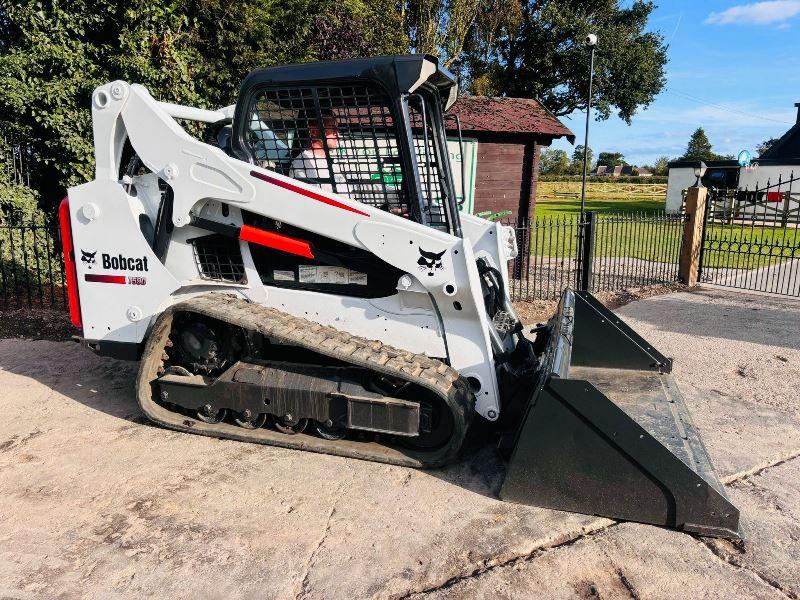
left=0, top=212, right=686, bottom=310
left=0, top=220, right=67, bottom=310
left=508, top=211, right=686, bottom=301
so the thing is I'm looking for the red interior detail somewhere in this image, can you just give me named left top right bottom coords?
left=766, top=191, right=784, bottom=203
left=58, top=197, right=83, bottom=328
left=250, top=170, right=370, bottom=217
left=85, top=274, right=127, bottom=284
left=239, top=224, right=315, bottom=259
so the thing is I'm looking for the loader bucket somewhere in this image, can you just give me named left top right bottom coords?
left=500, top=289, right=742, bottom=539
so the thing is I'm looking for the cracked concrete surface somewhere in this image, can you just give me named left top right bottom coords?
left=0, top=286, right=798, bottom=599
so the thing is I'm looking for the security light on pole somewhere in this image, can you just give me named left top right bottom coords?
left=694, top=161, right=707, bottom=187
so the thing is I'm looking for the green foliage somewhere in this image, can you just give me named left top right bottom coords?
left=650, top=156, right=670, bottom=176
left=407, top=0, right=666, bottom=122
left=462, top=0, right=667, bottom=123
left=681, top=127, right=717, bottom=162
left=539, top=148, right=571, bottom=175
left=0, top=180, right=45, bottom=224
left=570, top=144, right=593, bottom=173
left=0, top=0, right=408, bottom=207
left=757, top=137, right=779, bottom=157
left=597, top=151, right=625, bottom=167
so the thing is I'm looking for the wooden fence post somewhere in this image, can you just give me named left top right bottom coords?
left=679, top=186, right=708, bottom=286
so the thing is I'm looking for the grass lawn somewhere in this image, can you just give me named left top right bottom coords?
left=525, top=214, right=683, bottom=263
left=527, top=198, right=799, bottom=270
left=533, top=196, right=666, bottom=218
left=524, top=184, right=799, bottom=272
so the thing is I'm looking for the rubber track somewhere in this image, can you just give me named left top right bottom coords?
left=136, top=293, right=475, bottom=468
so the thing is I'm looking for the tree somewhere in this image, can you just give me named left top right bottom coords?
left=461, top=0, right=667, bottom=123
left=0, top=0, right=407, bottom=207
left=651, top=156, right=670, bottom=176
left=681, top=127, right=716, bottom=162
left=405, top=0, right=487, bottom=69
left=570, top=145, right=593, bottom=174
left=405, top=0, right=667, bottom=123
left=757, top=137, right=780, bottom=157
left=597, top=152, right=625, bottom=168
left=539, top=148, right=570, bottom=175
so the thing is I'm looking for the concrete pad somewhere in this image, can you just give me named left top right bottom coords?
left=1, top=286, right=798, bottom=598
left=0, top=340, right=605, bottom=599
left=417, top=523, right=786, bottom=600
left=678, top=383, right=800, bottom=480
left=615, top=287, right=800, bottom=477
left=616, top=287, right=800, bottom=414
left=706, top=458, right=800, bottom=598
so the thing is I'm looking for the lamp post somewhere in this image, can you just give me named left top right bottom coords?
left=579, top=33, right=598, bottom=220
left=577, top=33, right=597, bottom=291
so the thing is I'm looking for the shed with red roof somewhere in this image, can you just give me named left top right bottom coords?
left=446, top=96, right=574, bottom=224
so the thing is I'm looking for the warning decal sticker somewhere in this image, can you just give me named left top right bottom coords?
left=298, top=266, right=367, bottom=285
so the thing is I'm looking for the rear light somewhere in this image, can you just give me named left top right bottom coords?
left=59, top=197, right=82, bottom=328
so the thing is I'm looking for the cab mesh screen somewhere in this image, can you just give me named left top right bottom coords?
left=244, top=84, right=450, bottom=231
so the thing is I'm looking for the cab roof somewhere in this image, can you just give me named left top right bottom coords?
left=239, top=55, right=458, bottom=109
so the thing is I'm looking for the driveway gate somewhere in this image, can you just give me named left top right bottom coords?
left=700, top=179, right=800, bottom=296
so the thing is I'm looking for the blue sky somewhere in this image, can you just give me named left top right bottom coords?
left=550, top=0, right=800, bottom=166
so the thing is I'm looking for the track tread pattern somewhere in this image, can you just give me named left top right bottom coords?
left=136, top=293, right=475, bottom=467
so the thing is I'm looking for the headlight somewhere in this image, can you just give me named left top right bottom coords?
left=501, top=225, right=518, bottom=260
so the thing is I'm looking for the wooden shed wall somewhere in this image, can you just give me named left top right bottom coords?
left=471, top=138, right=541, bottom=224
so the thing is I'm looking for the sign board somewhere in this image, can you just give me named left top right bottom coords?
left=447, top=137, right=478, bottom=214
left=737, top=150, right=752, bottom=167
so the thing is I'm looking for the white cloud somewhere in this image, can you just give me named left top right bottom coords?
left=706, top=1, right=800, bottom=25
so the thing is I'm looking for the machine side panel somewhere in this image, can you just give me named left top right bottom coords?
left=66, top=180, right=181, bottom=344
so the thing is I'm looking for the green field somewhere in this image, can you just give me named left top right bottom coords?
left=526, top=214, right=683, bottom=263
left=534, top=180, right=667, bottom=217
left=528, top=183, right=798, bottom=271
left=534, top=196, right=666, bottom=218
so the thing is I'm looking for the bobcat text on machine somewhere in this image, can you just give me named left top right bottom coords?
left=60, top=55, right=741, bottom=539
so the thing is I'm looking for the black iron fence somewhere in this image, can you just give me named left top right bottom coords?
left=0, top=221, right=67, bottom=309
left=1, top=211, right=687, bottom=310
left=508, top=211, right=686, bottom=301
left=700, top=184, right=800, bottom=297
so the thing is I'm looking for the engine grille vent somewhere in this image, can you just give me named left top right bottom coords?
left=190, top=234, right=246, bottom=283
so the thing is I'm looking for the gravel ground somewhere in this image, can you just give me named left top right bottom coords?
left=1, top=286, right=799, bottom=599
left=509, top=256, right=681, bottom=305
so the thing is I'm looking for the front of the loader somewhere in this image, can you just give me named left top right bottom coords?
left=495, top=288, right=742, bottom=539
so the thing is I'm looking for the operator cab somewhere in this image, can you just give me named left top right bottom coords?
left=231, top=55, right=462, bottom=236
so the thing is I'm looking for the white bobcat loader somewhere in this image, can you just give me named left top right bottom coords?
left=60, top=55, right=741, bottom=538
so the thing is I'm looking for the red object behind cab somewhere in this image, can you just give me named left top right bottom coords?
left=59, top=197, right=82, bottom=328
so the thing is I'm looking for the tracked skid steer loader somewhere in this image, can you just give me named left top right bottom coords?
left=60, top=55, right=741, bottom=538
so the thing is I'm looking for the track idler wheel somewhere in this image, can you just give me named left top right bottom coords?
left=196, top=404, right=227, bottom=424
left=274, top=415, right=309, bottom=435
left=314, top=420, right=347, bottom=441
left=234, top=410, right=267, bottom=429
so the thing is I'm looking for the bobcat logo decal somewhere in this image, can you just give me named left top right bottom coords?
left=81, top=250, right=97, bottom=269
left=417, top=248, right=446, bottom=277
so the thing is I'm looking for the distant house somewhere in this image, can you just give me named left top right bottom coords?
left=610, top=165, right=624, bottom=177
left=636, top=167, right=653, bottom=177
left=665, top=101, right=800, bottom=212
left=446, top=96, right=574, bottom=224
left=593, top=164, right=645, bottom=177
